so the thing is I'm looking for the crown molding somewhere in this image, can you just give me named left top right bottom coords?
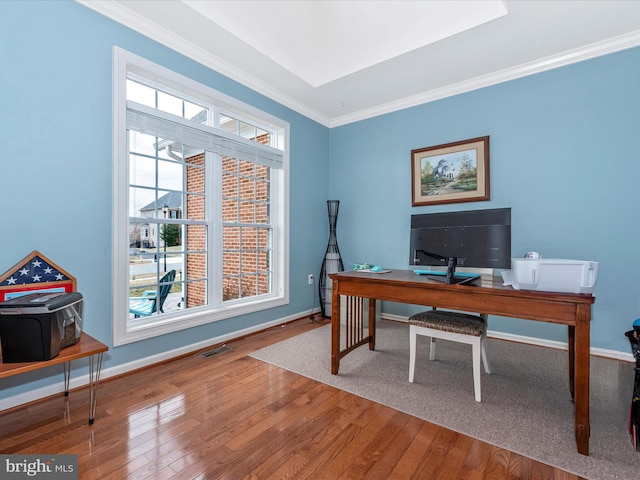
left=78, top=0, right=332, bottom=126
left=79, top=1, right=640, bottom=129
left=329, top=29, right=640, bottom=127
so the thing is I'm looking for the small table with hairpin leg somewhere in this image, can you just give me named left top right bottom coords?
left=0, top=333, right=108, bottom=424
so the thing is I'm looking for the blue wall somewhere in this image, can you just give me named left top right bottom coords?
left=330, top=46, right=640, bottom=352
left=0, top=0, right=638, bottom=403
left=0, top=1, right=328, bottom=397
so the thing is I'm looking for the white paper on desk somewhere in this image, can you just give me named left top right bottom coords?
left=356, top=269, right=392, bottom=274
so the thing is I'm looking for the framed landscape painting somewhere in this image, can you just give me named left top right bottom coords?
left=411, top=136, right=490, bottom=206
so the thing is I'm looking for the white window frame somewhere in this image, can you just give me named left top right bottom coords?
left=113, top=47, right=289, bottom=346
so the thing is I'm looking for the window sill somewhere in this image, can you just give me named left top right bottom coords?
left=114, top=294, right=288, bottom=346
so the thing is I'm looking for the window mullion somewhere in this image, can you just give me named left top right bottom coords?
left=209, top=151, right=222, bottom=306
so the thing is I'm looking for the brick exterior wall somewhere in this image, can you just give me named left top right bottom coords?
left=185, top=133, right=271, bottom=308
left=185, top=153, right=207, bottom=308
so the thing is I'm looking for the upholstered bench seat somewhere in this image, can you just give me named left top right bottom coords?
left=408, top=309, right=491, bottom=402
left=408, top=310, right=487, bottom=336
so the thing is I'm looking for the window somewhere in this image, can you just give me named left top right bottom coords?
left=113, top=48, right=289, bottom=346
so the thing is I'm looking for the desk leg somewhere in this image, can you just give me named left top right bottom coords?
left=63, top=361, right=71, bottom=396
left=568, top=325, right=575, bottom=400
left=88, top=352, right=104, bottom=425
left=574, top=305, right=591, bottom=455
left=368, top=298, right=376, bottom=351
left=331, top=280, right=341, bottom=375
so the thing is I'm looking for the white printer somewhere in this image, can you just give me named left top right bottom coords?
left=501, top=256, right=598, bottom=294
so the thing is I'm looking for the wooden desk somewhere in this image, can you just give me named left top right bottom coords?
left=329, top=270, right=595, bottom=455
left=0, top=333, right=108, bottom=424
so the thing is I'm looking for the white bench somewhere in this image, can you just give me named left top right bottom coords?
left=408, top=308, right=491, bottom=402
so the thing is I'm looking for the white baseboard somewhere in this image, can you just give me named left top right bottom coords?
left=0, top=307, right=321, bottom=412
left=382, top=313, right=636, bottom=363
left=1, top=307, right=632, bottom=412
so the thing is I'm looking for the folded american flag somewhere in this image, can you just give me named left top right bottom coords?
left=0, top=251, right=75, bottom=301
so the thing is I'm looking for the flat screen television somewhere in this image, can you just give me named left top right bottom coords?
left=409, top=207, right=511, bottom=284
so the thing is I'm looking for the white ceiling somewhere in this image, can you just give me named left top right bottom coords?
left=183, top=1, right=509, bottom=87
left=82, top=0, right=640, bottom=127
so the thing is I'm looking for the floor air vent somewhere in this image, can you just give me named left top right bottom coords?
left=200, top=345, right=232, bottom=358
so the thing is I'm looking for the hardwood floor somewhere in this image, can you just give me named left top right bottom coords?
left=0, top=317, right=582, bottom=479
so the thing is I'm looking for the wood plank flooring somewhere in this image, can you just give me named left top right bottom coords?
left=0, top=317, right=583, bottom=479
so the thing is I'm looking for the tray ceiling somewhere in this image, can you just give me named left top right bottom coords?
left=81, top=1, right=640, bottom=126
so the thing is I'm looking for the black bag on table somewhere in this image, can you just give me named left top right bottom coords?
left=625, top=325, right=640, bottom=451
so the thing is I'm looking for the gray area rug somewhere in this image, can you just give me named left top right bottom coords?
left=249, top=320, right=640, bottom=480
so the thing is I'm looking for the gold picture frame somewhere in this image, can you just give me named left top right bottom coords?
left=411, top=136, right=490, bottom=206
